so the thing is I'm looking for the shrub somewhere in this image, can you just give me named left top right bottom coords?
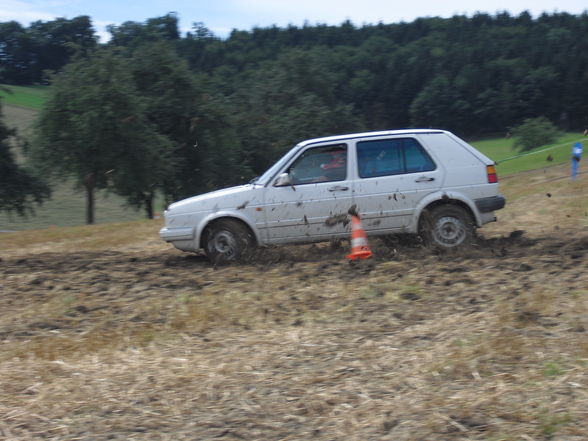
left=511, top=117, right=560, bottom=152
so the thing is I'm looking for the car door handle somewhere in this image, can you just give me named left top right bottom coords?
left=415, top=176, right=435, bottom=182
left=328, top=185, right=349, bottom=192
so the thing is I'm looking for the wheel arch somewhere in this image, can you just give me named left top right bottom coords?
left=198, top=215, right=259, bottom=250
left=414, top=192, right=480, bottom=233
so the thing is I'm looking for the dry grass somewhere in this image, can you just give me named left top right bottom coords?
left=489, top=164, right=588, bottom=234
left=0, top=219, right=164, bottom=256
left=1, top=164, right=587, bottom=440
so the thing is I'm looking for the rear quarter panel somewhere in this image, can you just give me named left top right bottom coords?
left=417, top=132, right=499, bottom=200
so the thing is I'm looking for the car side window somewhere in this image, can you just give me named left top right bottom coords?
left=357, top=138, right=435, bottom=178
left=288, top=144, right=347, bottom=185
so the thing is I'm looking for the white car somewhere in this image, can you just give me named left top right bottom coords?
left=160, top=129, right=505, bottom=263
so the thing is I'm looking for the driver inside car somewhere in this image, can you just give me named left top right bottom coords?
left=289, top=146, right=347, bottom=184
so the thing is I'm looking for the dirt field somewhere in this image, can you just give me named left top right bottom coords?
left=1, top=164, right=587, bottom=440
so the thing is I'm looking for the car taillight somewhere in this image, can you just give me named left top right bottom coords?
left=487, top=165, right=498, bottom=183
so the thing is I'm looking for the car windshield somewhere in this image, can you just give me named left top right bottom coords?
left=254, top=144, right=302, bottom=186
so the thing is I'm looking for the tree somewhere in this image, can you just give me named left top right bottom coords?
left=232, top=48, right=362, bottom=174
left=128, top=40, right=249, bottom=202
left=31, top=48, right=171, bottom=224
left=0, top=21, right=36, bottom=84
left=409, top=75, right=456, bottom=130
left=0, top=100, right=49, bottom=215
left=28, top=16, right=97, bottom=81
left=107, top=129, right=172, bottom=219
left=107, top=13, right=180, bottom=48
left=0, top=17, right=97, bottom=85
left=511, top=117, right=560, bottom=152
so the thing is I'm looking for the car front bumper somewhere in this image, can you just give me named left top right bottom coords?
left=159, top=226, right=194, bottom=242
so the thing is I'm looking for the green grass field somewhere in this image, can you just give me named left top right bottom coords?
left=0, top=84, right=49, bottom=110
left=471, top=132, right=584, bottom=176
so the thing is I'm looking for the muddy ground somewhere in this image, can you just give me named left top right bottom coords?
left=1, top=165, right=587, bottom=440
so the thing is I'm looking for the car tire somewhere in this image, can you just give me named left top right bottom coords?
left=420, top=205, right=474, bottom=249
left=203, top=219, right=254, bottom=264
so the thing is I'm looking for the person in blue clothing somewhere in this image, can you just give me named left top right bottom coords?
left=572, top=142, right=583, bottom=180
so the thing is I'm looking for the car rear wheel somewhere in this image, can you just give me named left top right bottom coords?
left=421, top=205, right=474, bottom=248
left=203, top=219, right=254, bottom=264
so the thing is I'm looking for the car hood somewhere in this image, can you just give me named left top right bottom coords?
left=167, top=184, right=261, bottom=214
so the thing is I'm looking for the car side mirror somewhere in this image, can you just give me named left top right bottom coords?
left=273, top=172, right=292, bottom=187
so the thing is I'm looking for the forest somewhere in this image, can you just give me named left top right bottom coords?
left=1, top=11, right=588, bottom=219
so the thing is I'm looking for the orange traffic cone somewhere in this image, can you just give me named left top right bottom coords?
left=346, top=214, right=373, bottom=260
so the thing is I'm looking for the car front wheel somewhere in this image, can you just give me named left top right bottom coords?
left=421, top=205, right=474, bottom=248
left=203, top=219, right=254, bottom=264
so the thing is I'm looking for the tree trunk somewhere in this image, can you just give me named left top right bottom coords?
left=144, top=191, right=154, bottom=219
left=83, top=172, right=96, bottom=225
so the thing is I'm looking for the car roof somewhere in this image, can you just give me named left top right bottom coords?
left=298, top=129, right=447, bottom=148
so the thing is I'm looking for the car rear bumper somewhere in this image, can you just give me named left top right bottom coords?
left=475, top=195, right=506, bottom=213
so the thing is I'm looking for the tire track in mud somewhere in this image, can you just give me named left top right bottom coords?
left=1, top=229, right=586, bottom=344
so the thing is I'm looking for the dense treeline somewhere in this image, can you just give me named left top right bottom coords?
left=2, top=11, right=588, bottom=219
left=4, top=12, right=588, bottom=135
left=0, top=16, right=97, bottom=84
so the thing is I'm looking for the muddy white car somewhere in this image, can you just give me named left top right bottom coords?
left=160, top=129, right=505, bottom=263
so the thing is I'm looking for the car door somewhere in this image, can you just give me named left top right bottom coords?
left=262, top=143, right=353, bottom=243
left=353, top=136, right=442, bottom=233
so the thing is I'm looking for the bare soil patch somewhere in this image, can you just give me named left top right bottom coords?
left=1, top=165, right=587, bottom=440
left=2, top=103, right=38, bottom=135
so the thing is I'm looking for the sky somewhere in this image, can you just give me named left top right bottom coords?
left=1, top=0, right=587, bottom=42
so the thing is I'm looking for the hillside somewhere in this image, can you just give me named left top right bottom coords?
left=1, top=163, right=586, bottom=440
left=0, top=103, right=148, bottom=230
